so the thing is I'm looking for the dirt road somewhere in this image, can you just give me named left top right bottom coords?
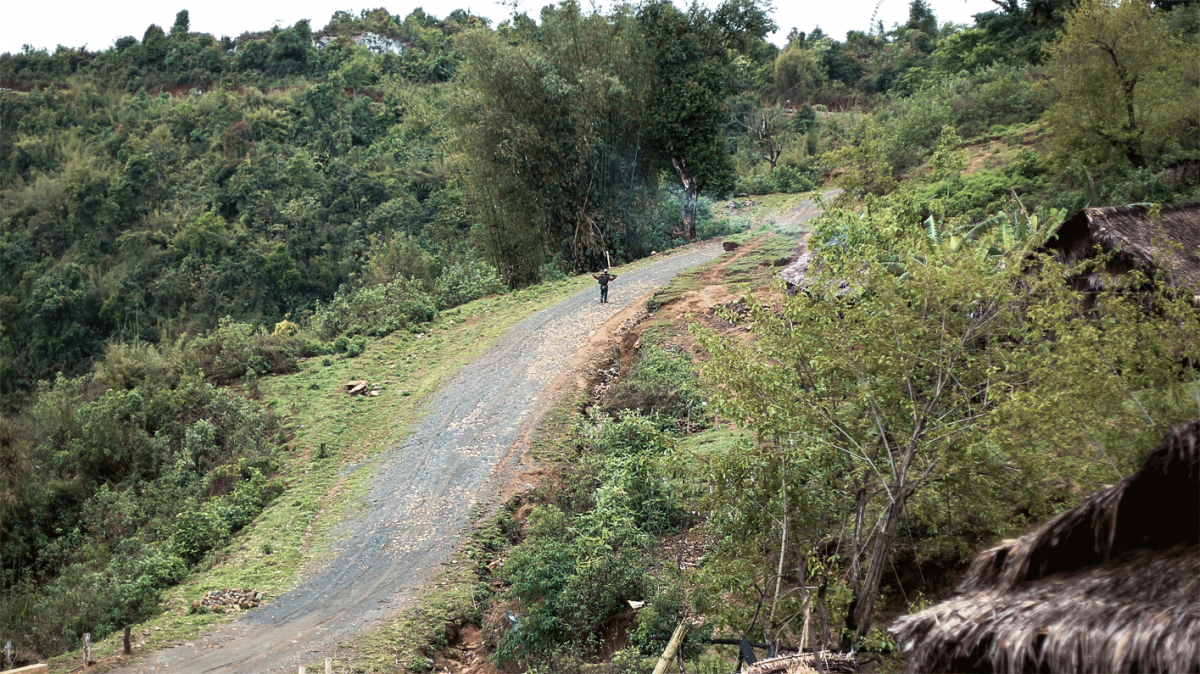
left=116, top=242, right=727, bottom=674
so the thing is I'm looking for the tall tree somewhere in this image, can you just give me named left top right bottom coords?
left=1043, top=0, right=1200, bottom=168
left=454, top=2, right=651, bottom=283
left=637, top=0, right=775, bottom=240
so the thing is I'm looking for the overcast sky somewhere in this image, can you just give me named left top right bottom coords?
left=1, top=0, right=999, bottom=56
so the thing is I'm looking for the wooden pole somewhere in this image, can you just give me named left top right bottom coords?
left=82, top=633, right=91, bottom=668
left=800, top=596, right=812, bottom=652
left=298, top=667, right=306, bottom=674
left=124, top=626, right=132, bottom=655
left=652, top=621, right=688, bottom=674
left=325, top=658, right=332, bottom=674
left=6, top=639, right=12, bottom=669
left=605, top=251, right=611, bottom=270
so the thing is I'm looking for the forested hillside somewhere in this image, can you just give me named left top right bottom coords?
left=1, top=0, right=1198, bottom=668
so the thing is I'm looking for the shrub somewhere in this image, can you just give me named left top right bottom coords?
left=736, top=164, right=818, bottom=195
left=311, top=277, right=438, bottom=340
left=538, top=254, right=569, bottom=284
left=602, top=344, right=705, bottom=429
left=171, top=501, right=230, bottom=564
left=435, top=260, right=507, bottom=309
left=881, top=64, right=1044, bottom=170
left=185, top=316, right=308, bottom=383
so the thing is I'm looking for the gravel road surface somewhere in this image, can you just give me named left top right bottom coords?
left=117, top=241, right=726, bottom=674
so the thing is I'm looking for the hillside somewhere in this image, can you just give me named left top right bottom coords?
left=2, top=0, right=1199, bottom=671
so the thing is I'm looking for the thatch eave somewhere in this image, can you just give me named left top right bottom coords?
left=1042, top=201, right=1200, bottom=289
left=891, top=420, right=1200, bottom=674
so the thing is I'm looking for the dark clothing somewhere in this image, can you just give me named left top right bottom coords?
left=592, top=272, right=617, bottom=303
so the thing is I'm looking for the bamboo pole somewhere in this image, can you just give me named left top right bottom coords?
left=652, top=621, right=689, bottom=674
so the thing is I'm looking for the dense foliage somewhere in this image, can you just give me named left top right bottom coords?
left=696, top=209, right=1200, bottom=647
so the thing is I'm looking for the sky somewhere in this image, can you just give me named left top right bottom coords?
left=0, top=0, right=1001, bottom=56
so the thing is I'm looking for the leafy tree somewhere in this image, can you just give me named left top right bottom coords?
left=637, top=0, right=775, bottom=240
left=236, top=38, right=270, bottom=71
left=171, top=10, right=190, bottom=39
left=822, top=117, right=897, bottom=198
left=735, top=106, right=795, bottom=170
left=773, top=38, right=828, bottom=101
left=138, top=25, right=168, bottom=66
left=268, top=20, right=315, bottom=75
left=454, top=2, right=651, bottom=283
left=696, top=212, right=1200, bottom=647
left=1042, top=0, right=1200, bottom=169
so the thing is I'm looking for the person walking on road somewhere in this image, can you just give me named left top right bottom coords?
left=592, top=269, right=618, bottom=303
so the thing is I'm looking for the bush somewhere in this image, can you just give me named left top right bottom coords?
left=171, top=501, right=230, bottom=564
left=185, top=316, right=309, bottom=383
left=736, top=163, right=818, bottom=195
left=881, top=64, right=1044, bottom=170
left=538, top=254, right=569, bottom=283
left=434, top=260, right=507, bottom=309
left=494, top=411, right=695, bottom=665
left=602, top=344, right=705, bottom=429
left=497, top=503, right=650, bottom=665
left=311, top=276, right=438, bottom=340
left=644, top=189, right=729, bottom=251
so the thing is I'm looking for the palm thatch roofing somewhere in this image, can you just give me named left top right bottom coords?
left=890, top=420, right=1200, bottom=673
left=1041, top=201, right=1200, bottom=290
left=742, top=651, right=857, bottom=674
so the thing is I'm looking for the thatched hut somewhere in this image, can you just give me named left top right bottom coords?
left=1041, top=201, right=1200, bottom=293
left=890, top=420, right=1200, bottom=673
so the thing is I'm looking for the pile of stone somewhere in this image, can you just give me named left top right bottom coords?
left=191, top=588, right=262, bottom=613
left=345, top=380, right=382, bottom=396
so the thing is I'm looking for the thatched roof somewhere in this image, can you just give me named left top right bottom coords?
left=742, top=651, right=857, bottom=674
left=1042, top=201, right=1200, bottom=289
left=890, top=420, right=1200, bottom=673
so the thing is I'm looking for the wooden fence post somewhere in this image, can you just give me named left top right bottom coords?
left=298, top=666, right=306, bottom=674
left=82, top=633, right=91, bottom=668
left=123, top=626, right=132, bottom=655
left=325, top=658, right=332, bottom=673
left=6, top=639, right=12, bottom=669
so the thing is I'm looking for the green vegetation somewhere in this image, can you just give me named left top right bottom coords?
left=1, top=0, right=1198, bottom=669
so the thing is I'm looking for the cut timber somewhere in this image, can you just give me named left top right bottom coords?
left=652, top=621, right=688, bottom=674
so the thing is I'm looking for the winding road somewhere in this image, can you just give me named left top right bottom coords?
left=117, top=242, right=727, bottom=674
